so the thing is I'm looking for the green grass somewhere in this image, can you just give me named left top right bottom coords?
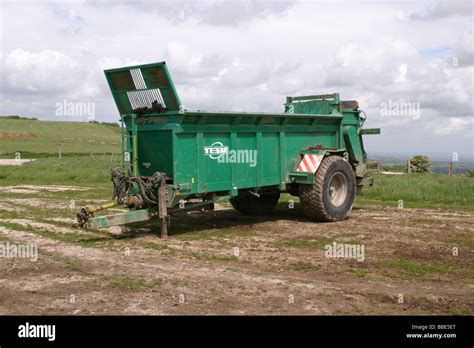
left=357, top=173, right=474, bottom=210
left=274, top=236, right=332, bottom=250
left=140, top=242, right=170, bottom=250
left=411, top=219, right=439, bottom=225
left=0, top=117, right=120, bottom=154
left=351, top=304, right=364, bottom=314
left=346, top=267, right=370, bottom=277
left=0, top=220, right=117, bottom=250
left=443, top=238, right=474, bottom=247
left=0, top=156, right=120, bottom=185
left=191, top=252, right=238, bottom=262
left=379, top=258, right=456, bottom=278
left=449, top=306, right=472, bottom=315
left=288, top=261, right=320, bottom=271
left=379, top=164, right=407, bottom=172
left=46, top=253, right=83, bottom=270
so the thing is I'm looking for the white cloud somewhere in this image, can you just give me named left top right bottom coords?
left=93, top=0, right=295, bottom=26
left=0, top=0, right=473, bottom=155
left=410, top=0, right=472, bottom=20
left=2, top=49, right=80, bottom=94
left=427, top=116, right=474, bottom=136
left=449, top=30, right=474, bottom=67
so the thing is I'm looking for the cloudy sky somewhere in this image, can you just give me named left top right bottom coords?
left=1, top=0, right=473, bottom=159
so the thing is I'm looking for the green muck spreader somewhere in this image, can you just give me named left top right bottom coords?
left=77, top=61, right=380, bottom=237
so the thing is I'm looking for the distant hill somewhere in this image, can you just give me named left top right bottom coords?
left=0, top=117, right=121, bottom=155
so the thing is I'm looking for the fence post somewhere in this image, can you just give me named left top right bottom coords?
left=448, top=162, right=453, bottom=176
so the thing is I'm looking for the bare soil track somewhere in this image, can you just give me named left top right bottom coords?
left=0, top=185, right=472, bottom=315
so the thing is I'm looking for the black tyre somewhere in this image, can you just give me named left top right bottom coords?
left=299, top=156, right=356, bottom=222
left=230, top=191, right=280, bottom=215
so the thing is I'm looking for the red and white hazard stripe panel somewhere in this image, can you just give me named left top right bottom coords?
left=296, top=154, right=323, bottom=173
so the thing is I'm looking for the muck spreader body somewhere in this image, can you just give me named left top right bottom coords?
left=77, top=61, right=380, bottom=237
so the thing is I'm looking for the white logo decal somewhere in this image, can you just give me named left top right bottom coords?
left=204, top=142, right=228, bottom=160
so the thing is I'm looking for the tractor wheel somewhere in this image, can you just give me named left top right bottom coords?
left=299, top=156, right=356, bottom=222
left=230, top=191, right=280, bottom=215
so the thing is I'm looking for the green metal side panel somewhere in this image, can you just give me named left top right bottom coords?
left=136, top=130, right=173, bottom=177
left=284, top=131, right=338, bottom=171
left=168, top=123, right=341, bottom=195
left=174, top=133, right=197, bottom=191
left=260, top=133, right=280, bottom=186
left=202, top=133, right=232, bottom=192
left=235, top=133, right=257, bottom=188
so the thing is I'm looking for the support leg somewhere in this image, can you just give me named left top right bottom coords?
left=157, top=178, right=168, bottom=238
left=160, top=217, right=168, bottom=239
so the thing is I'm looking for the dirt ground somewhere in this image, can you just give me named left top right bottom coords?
left=0, top=184, right=472, bottom=315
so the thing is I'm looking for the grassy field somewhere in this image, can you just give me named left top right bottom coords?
left=0, top=117, right=121, bottom=155
left=359, top=172, right=474, bottom=211
left=0, top=156, right=120, bottom=185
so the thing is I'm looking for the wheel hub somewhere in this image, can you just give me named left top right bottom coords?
left=328, top=172, right=348, bottom=207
